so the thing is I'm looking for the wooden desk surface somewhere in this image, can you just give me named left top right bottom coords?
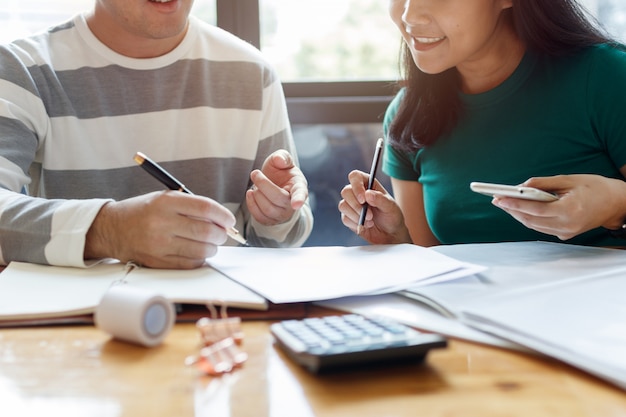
left=1, top=319, right=625, bottom=417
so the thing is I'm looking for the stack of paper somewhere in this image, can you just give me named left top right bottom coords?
left=0, top=243, right=482, bottom=324
left=208, top=244, right=484, bottom=303
left=322, top=241, right=626, bottom=391
left=461, top=271, right=626, bottom=390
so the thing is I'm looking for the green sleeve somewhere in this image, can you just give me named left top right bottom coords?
left=381, top=89, right=420, bottom=181
left=587, top=44, right=626, bottom=172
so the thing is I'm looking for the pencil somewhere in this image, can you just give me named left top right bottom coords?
left=133, top=152, right=248, bottom=246
left=357, top=138, right=384, bottom=235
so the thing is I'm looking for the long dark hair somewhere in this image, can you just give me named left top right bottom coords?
left=388, top=0, right=613, bottom=153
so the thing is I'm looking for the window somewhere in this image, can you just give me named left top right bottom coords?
left=259, top=0, right=400, bottom=82
left=3, top=1, right=626, bottom=115
left=582, top=0, right=626, bottom=41
left=0, top=0, right=90, bottom=43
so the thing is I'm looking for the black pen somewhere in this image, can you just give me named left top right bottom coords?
left=357, top=138, right=384, bottom=235
left=134, top=151, right=248, bottom=246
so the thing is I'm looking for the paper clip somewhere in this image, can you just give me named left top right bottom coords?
left=186, top=337, right=248, bottom=376
left=196, top=303, right=244, bottom=346
left=185, top=303, right=248, bottom=376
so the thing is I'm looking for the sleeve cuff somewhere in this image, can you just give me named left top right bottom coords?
left=45, top=199, right=113, bottom=267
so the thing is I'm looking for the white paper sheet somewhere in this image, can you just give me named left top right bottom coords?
left=208, top=244, right=481, bottom=303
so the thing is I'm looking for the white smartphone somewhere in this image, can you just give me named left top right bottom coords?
left=470, top=182, right=559, bottom=202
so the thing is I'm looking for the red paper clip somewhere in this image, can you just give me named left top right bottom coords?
left=186, top=337, right=248, bottom=376
left=186, top=303, right=247, bottom=376
left=196, top=303, right=244, bottom=346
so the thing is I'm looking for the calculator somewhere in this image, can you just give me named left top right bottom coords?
left=270, top=314, right=447, bottom=373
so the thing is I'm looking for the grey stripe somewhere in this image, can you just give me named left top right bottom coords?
left=0, top=198, right=62, bottom=264
left=0, top=47, right=39, bottom=98
left=48, top=20, right=74, bottom=34
left=32, top=60, right=274, bottom=119
left=0, top=116, right=38, bottom=178
left=38, top=157, right=257, bottom=204
left=34, top=128, right=291, bottom=200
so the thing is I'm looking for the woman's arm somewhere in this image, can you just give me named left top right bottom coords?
left=391, top=178, right=440, bottom=246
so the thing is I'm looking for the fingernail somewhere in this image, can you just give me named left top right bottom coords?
left=493, top=198, right=507, bottom=208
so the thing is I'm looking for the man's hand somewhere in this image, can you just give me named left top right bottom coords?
left=85, top=191, right=237, bottom=269
left=246, top=149, right=308, bottom=225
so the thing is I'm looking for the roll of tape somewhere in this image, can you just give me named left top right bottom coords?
left=95, top=285, right=175, bottom=347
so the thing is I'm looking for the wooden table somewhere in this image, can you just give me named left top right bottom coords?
left=1, top=317, right=625, bottom=416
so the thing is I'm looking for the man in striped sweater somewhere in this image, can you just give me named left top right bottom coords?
left=0, top=0, right=313, bottom=269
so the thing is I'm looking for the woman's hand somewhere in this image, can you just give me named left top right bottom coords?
left=338, top=170, right=412, bottom=244
left=492, top=174, right=626, bottom=240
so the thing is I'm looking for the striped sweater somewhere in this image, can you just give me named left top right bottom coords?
left=0, top=14, right=313, bottom=267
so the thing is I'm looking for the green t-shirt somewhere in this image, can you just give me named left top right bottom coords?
left=383, top=44, right=626, bottom=246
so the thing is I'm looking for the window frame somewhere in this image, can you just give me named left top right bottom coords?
left=215, top=0, right=397, bottom=124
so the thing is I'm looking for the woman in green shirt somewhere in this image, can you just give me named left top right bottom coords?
left=339, top=0, right=626, bottom=247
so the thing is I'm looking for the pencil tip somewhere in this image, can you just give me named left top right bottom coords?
left=227, top=227, right=249, bottom=246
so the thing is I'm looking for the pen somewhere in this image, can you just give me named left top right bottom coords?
left=357, top=138, right=384, bottom=235
left=133, top=151, right=248, bottom=246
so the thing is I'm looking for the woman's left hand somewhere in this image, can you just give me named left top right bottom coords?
left=492, top=174, right=626, bottom=240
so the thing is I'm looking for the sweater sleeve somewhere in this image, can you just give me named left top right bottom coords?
left=0, top=43, right=112, bottom=267
left=0, top=190, right=111, bottom=267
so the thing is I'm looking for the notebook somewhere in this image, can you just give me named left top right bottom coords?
left=0, top=260, right=267, bottom=323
